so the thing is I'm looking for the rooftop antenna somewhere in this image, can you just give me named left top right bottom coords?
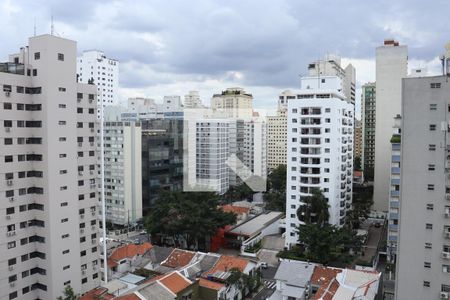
left=51, top=15, right=54, bottom=35
left=33, top=17, right=36, bottom=36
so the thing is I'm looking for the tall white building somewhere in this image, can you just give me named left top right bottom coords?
left=373, top=40, right=407, bottom=212
left=285, top=74, right=354, bottom=248
left=102, top=106, right=142, bottom=226
left=77, top=50, right=119, bottom=117
left=184, top=91, right=204, bottom=109
left=0, top=35, right=100, bottom=299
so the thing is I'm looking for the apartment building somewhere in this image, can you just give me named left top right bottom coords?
left=141, top=118, right=183, bottom=210
left=374, top=40, right=407, bottom=212
left=267, top=110, right=287, bottom=171
left=361, top=82, right=376, bottom=178
left=395, top=72, right=450, bottom=299
left=387, top=115, right=401, bottom=263
left=77, top=50, right=119, bottom=118
left=184, top=91, right=204, bottom=109
left=354, top=119, right=362, bottom=161
left=0, top=35, right=100, bottom=300
left=101, top=106, right=142, bottom=226
left=211, top=87, right=253, bottom=119
left=285, top=73, right=354, bottom=248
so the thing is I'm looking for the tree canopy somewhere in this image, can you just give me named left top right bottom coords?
left=145, top=191, right=236, bottom=250
left=296, top=188, right=329, bottom=226
left=57, top=285, right=79, bottom=300
left=264, top=164, right=286, bottom=211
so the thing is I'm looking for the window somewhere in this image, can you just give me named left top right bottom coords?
left=59, top=137, right=66, bottom=142
left=22, top=286, right=30, bottom=294
left=88, top=108, right=95, bottom=114
left=7, top=241, right=16, bottom=249
left=430, top=82, right=441, bottom=89
left=4, top=138, right=13, bottom=145
left=58, top=53, right=64, bottom=61
left=33, top=69, right=37, bottom=76
left=77, top=107, right=83, bottom=114
left=4, top=102, right=12, bottom=109
left=34, top=52, right=40, bottom=60
left=429, top=124, right=436, bottom=131
left=63, top=265, right=70, bottom=270
left=59, top=104, right=66, bottom=108
left=426, top=223, right=433, bottom=229
left=428, top=184, right=435, bottom=191
left=58, top=87, right=66, bottom=92
left=61, top=202, right=68, bottom=207
left=59, top=154, right=67, bottom=158
left=62, top=234, right=69, bottom=239
left=16, top=103, right=24, bottom=110
left=424, top=262, right=431, bottom=268
left=429, top=144, right=436, bottom=151
left=16, top=86, right=24, bottom=93
left=443, top=265, right=450, bottom=273
left=82, top=277, right=87, bottom=284
left=423, top=281, right=430, bottom=287
left=59, top=120, right=66, bottom=125
left=428, top=164, right=435, bottom=171
left=430, top=104, right=437, bottom=110
left=9, top=291, right=17, bottom=300
left=425, top=242, right=432, bottom=249
left=426, top=204, right=434, bottom=210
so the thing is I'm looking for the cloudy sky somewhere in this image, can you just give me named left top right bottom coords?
left=1, top=0, right=449, bottom=117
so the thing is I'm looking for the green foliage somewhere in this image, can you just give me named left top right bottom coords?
left=145, top=191, right=237, bottom=250
left=244, top=240, right=262, bottom=253
left=226, top=268, right=257, bottom=296
left=298, top=223, right=364, bottom=264
left=390, top=135, right=401, bottom=143
left=57, top=285, right=79, bottom=300
left=264, top=165, right=286, bottom=212
left=354, top=156, right=362, bottom=171
left=296, top=188, right=329, bottom=226
left=346, top=186, right=374, bottom=229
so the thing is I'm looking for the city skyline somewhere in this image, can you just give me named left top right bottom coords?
left=1, top=0, right=449, bottom=116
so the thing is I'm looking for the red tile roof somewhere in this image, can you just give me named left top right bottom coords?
left=313, top=279, right=340, bottom=300
left=221, top=205, right=250, bottom=215
left=161, top=249, right=195, bottom=269
left=109, top=242, right=153, bottom=262
left=158, top=272, right=193, bottom=294
left=113, top=294, right=140, bottom=300
left=199, top=278, right=225, bottom=291
left=311, top=266, right=342, bottom=287
left=203, top=255, right=249, bottom=277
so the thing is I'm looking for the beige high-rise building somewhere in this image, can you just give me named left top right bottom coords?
left=354, top=119, right=362, bottom=160
left=373, top=40, right=407, bottom=212
left=0, top=35, right=100, bottom=299
left=211, top=87, right=253, bottom=118
left=267, top=110, right=287, bottom=171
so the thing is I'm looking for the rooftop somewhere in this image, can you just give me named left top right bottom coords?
left=228, top=211, right=283, bottom=237
left=161, top=249, right=196, bottom=269
left=109, top=242, right=153, bottom=262
left=80, top=287, right=114, bottom=300
left=202, top=255, right=249, bottom=279
left=221, top=205, right=250, bottom=215
left=198, top=278, right=225, bottom=291
left=158, top=271, right=193, bottom=294
left=274, top=260, right=316, bottom=287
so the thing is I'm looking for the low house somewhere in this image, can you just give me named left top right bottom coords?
left=107, top=242, right=153, bottom=279
left=156, top=248, right=197, bottom=273
left=198, top=278, right=226, bottom=300
left=202, top=255, right=258, bottom=300
left=269, top=260, right=316, bottom=300
left=224, top=211, right=283, bottom=255
left=142, top=245, right=174, bottom=271
left=269, top=260, right=381, bottom=300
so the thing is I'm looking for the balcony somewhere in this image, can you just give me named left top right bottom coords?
left=391, top=167, right=400, bottom=174
left=389, top=224, right=398, bottom=231
left=389, top=213, right=399, bottom=220
left=390, top=190, right=400, bottom=197
left=391, top=179, right=400, bottom=185
left=390, top=201, right=399, bottom=209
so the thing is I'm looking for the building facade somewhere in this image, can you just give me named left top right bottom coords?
left=184, top=91, right=204, bottom=109
left=285, top=74, right=354, bottom=248
left=373, top=40, right=407, bottom=212
left=102, top=106, right=142, bottom=226
left=361, top=82, right=376, bottom=178
left=395, top=72, right=450, bottom=299
left=267, top=110, right=287, bottom=171
left=211, top=87, right=253, bottom=119
left=141, top=119, right=183, bottom=210
left=354, top=119, right=362, bottom=161
left=0, top=35, right=100, bottom=300
left=77, top=50, right=119, bottom=118
left=387, top=115, right=401, bottom=263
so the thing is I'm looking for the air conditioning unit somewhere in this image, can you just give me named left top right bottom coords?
left=93, top=265, right=97, bottom=271
left=90, top=142, right=94, bottom=146
left=78, top=171, right=83, bottom=176
left=5, top=91, right=11, bottom=97
left=91, top=211, right=96, bottom=216
left=90, top=170, right=94, bottom=175
left=5, top=127, right=10, bottom=132
left=80, top=229, right=84, bottom=234
left=9, top=197, right=14, bottom=202
left=442, top=252, right=450, bottom=259
left=446, top=194, right=450, bottom=200
left=6, top=215, right=11, bottom=220
left=7, top=231, right=15, bottom=237
left=445, top=232, right=450, bottom=238
left=9, top=282, right=15, bottom=287
left=6, top=180, right=13, bottom=186
left=446, top=212, right=450, bottom=218
left=78, top=142, right=82, bottom=147
left=82, top=270, right=86, bottom=275
left=90, top=128, right=94, bottom=132
left=91, top=225, right=96, bottom=230
left=92, top=239, right=96, bottom=244
left=80, top=214, right=85, bottom=219
left=440, top=292, right=449, bottom=299
left=8, top=265, right=14, bottom=271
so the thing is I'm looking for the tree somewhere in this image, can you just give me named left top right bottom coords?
left=264, top=165, right=286, bottom=211
left=145, top=191, right=237, bottom=250
left=354, top=156, right=362, bottom=171
left=226, top=268, right=257, bottom=296
left=347, top=186, right=374, bottom=229
left=364, top=166, right=374, bottom=182
left=57, top=285, right=79, bottom=300
left=296, top=188, right=329, bottom=226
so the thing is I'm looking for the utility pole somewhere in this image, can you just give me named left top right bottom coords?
left=127, top=209, right=130, bottom=238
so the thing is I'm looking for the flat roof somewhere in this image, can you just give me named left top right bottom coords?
left=229, top=211, right=283, bottom=236
left=120, top=273, right=146, bottom=285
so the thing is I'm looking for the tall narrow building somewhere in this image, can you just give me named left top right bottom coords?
left=285, top=67, right=354, bottom=248
left=1, top=35, right=100, bottom=300
left=396, top=73, right=450, bottom=299
left=77, top=50, right=119, bottom=118
left=361, top=82, right=376, bottom=179
left=267, top=109, right=287, bottom=171
left=373, top=40, right=407, bottom=211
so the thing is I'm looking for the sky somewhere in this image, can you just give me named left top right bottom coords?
left=1, top=0, right=449, bottom=118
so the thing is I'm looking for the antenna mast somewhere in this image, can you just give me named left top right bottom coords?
left=51, top=15, right=54, bottom=35
left=34, top=18, right=36, bottom=36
